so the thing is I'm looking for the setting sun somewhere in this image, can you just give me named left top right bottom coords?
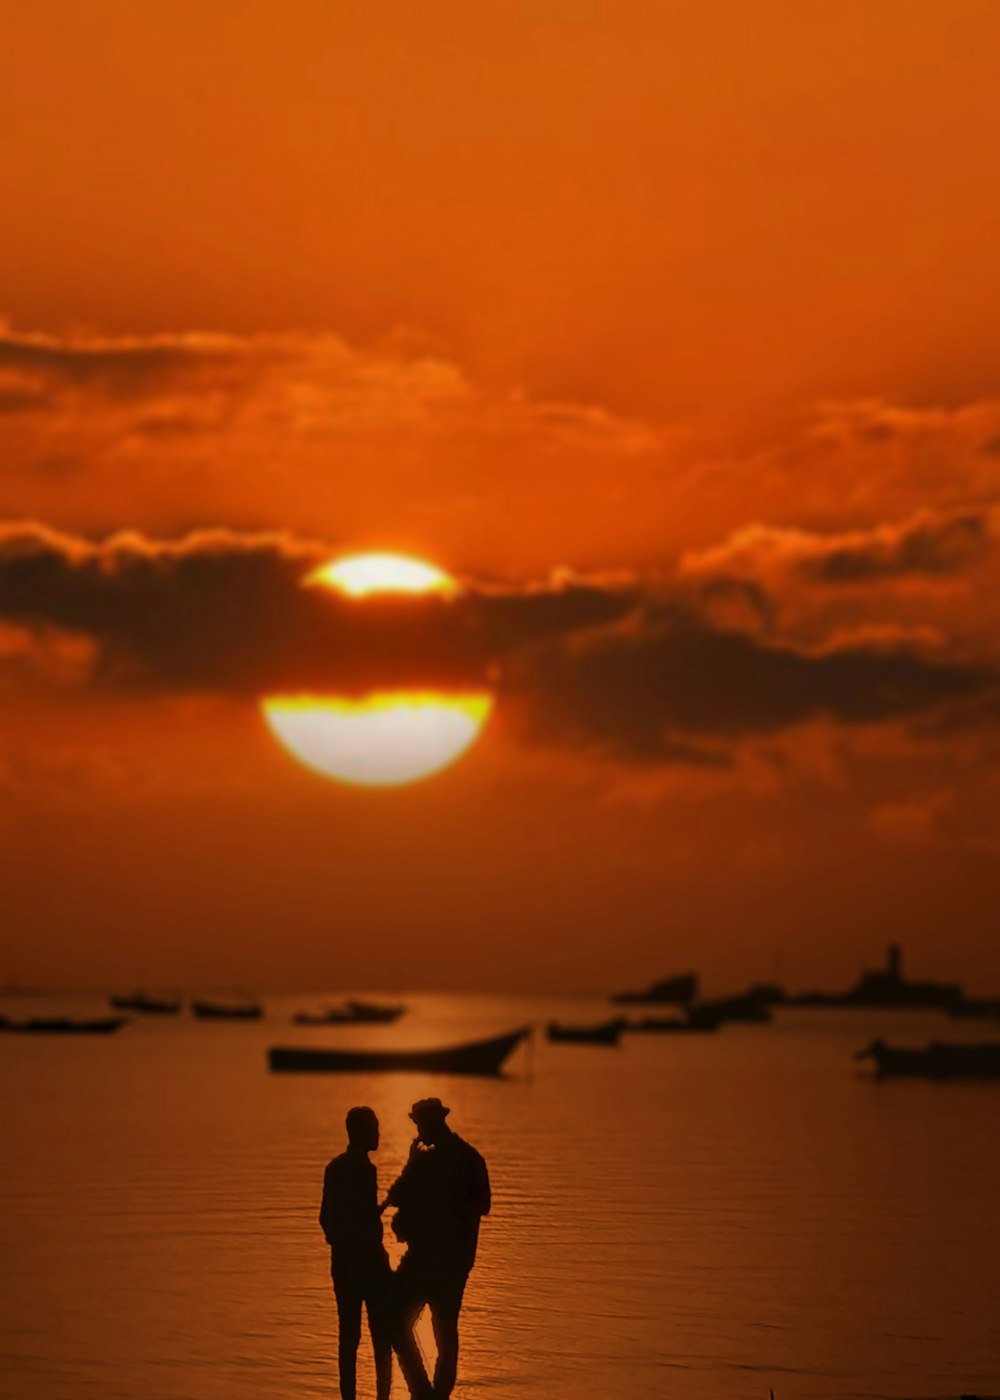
left=262, top=552, right=493, bottom=787
left=309, top=552, right=457, bottom=599
left=263, top=691, right=493, bottom=787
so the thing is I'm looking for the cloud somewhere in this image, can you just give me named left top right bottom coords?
left=0, top=325, right=664, bottom=558
left=808, top=398, right=1000, bottom=456
left=510, top=606, right=989, bottom=762
left=0, top=523, right=632, bottom=696
left=0, top=327, right=246, bottom=398
left=5, top=323, right=1000, bottom=589
left=680, top=505, right=997, bottom=592
left=868, top=793, right=953, bottom=847
left=675, top=504, right=1000, bottom=665
left=681, top=398, right=1000, bottom=552
left=0, top=326, right=660, bottom=444
left=1, top=519, right=997, bottom=771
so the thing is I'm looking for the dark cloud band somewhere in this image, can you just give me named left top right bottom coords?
left=1, top=522, right=994, bottom=764
left=512, top=608, right=989, bottom=760
left=0, top=524, right=631, bottom=696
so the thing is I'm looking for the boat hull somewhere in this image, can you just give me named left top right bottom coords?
left=611, top=973, right=698, bottom=1006
left=109, top=995, right=179, bottom=1014
left=192, top=1002, right=263, bottom=1020
left=0, top=1017, right=127, bottom=1035
left=696, top=997, right=771, bottom=1024
left=626, top=1016, right=719, bottom=1033
left=268, top=1027, right=530, bottom=1076
left=292, top=1002, right=405, bottom=1026
left=546, top=1019, right=624, bottom=1046
left=860, top=1040, right=1000, bottom=1079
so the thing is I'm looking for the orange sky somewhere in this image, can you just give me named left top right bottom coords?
left=2, top=1, right=1000, bottom=993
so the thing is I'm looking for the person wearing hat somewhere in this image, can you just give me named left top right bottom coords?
left=383, top=1098, right=491, bottom=1400
left=320, top=1106, right=393, bottom=1400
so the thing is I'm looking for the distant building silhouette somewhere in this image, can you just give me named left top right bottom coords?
left=796, top=944, right=963, bottom=1009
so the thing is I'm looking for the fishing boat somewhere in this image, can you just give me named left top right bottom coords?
left=611, top=972, right=698, bottom=1005
left=696, top=994, right=772, bottom=1024
left=109, top=991, right=180, bottom=1014
left=856, top=1038, right=1000, bottom=1080
left=346, top=999, right=406, bottom=1023
left=947, top=997, right=1000, bottom=1021
left=191, top=999, right=263, bottom=1021
left=292, top=999, right=406, bottom=1026
left=268, top=1026, right=531, bottom=1076
left=626, top=1012, right=720, bottom=1034
left=546, top=1017, right=626, bottom=1046
left=0, top=1016, right=128, bottom=1035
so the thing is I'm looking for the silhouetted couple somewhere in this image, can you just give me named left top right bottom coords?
left=319, top=1098, right=491, bottom=1400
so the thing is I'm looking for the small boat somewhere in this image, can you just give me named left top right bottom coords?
left=268, top=1026, right=531, bottom=1077
left=611, top=972, right=698, bottom=1006
left=856, top=1038, right=1000, bottom=1080
left=192, top=999, right=263, bottom=1021
left=292, top=999, right=406, bottom=1026
left=347, top=999, right=406, bottom=1023
left=947, top=997, right=1000, bottom=1021
left=546, top=1018, right=626, bottom=1046
left=293, top=1009, right=349, bottom=1026
left=109, top=991, right=181, bottom=1014
left=696, top=994, right=772, bottom=1024
left=0, top=1016, right=127, bottom=1035
left=626, top=1012, right=720, bottom=1034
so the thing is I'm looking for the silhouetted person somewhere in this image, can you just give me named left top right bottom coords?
left=384, top=1098, right=491, bottom=1400
left=320, top=1106, right=393, bottom=1400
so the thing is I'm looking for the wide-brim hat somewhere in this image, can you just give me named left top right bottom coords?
left=410, top=1096, right=450, bottom=1124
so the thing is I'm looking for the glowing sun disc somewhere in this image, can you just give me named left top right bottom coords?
left=310, top=552, right=457, bottom=598
left=263, top=691, right=493, bottom=787
left=263, top=551, right=492, bottom=787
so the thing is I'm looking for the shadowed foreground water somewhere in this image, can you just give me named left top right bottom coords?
left=1, top=994, right=998, bottom=1400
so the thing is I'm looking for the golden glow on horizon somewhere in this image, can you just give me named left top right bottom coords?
left=262, top=691, right=493, bottom=787
left=264, top=552, right=491, bottom=787
left=310, top=552, right=457, bottom=598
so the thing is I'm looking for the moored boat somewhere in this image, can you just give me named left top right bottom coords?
left=546, top=1017, right=626, bottom=1046
left=346, top=999, right=406, bottom=1023
left=856, top=1038, right=1000, bottom=1079
left=696, top=994, right=772, bottom=1024
left=947, top=997, right=1000, bottom=1021
left=0, top=1016, right=128, bottom=1035
left=292, top=999, right=406, bottom=1026
left=109, top=991, right=181, bottom=1014
left=626, top=1012, right=720, bottom=1033
left=611, top=972, right=698, bottom=1006
left=268, top=1026, right=531, bottom=1076
left=192, top=999, right=263, bottom=1021
left=293, top=1009, right=347, bottom=1026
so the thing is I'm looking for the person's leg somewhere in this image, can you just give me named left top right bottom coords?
left=365, top=1264, right=394, bottom=1400
left=333, top=1274, right=363, bottom=1400
left=428, top=1276, right=467, bottom=1400
left=368, top=1312, right=393, bottom=1400
left=391, top=1256, right=434, bottom=1400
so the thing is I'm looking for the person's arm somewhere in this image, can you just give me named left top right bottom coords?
left=383, top=1139, right=421, bottom=1209
left=382, top=1168, right=406, bottom=1210
left=319, top=1162, right=337, bottom=1244
left=474, top=1151, right=491, bottom=1217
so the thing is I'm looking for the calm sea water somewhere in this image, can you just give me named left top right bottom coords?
left=1, top=994, right=998, bottom=1400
